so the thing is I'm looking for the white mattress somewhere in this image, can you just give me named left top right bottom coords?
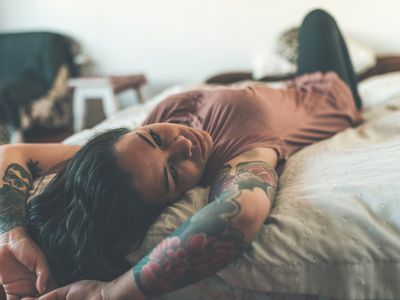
left=62, top=72, right=400, bottom=300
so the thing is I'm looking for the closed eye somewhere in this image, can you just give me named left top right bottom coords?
left=147, top=129, right=179, bottom=189
left=169, top=164, right=179, bottom=186
left=148, top=129, right=163, bottom=147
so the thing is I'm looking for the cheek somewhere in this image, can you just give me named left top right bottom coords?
left=182, top=163, right=203, bottom=187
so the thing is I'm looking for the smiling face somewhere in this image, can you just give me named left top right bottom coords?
left=115, top=123, right=213, bottom=207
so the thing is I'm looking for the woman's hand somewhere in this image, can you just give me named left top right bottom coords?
left=33, top=271, right=144, bottom=300
left=28, top=280, right=106, bottom=300
left=0, top=227, right=56, bottom=299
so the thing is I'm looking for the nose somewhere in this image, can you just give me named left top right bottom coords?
left=168, top=135, right=193, bottom=160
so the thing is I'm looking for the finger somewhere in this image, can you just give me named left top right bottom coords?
left=38, top=291, right=56, bottom=300
left=43, top=276, right=57, bottom=293
left=3, top=280, right=38, bottom=300
left=35, top=256, right=52, bottom=294
left=38, top=287, right=69, bottom=300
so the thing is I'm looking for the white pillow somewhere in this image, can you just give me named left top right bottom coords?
left=252, top=51, right=295, bottom=79
left=346, top=37, right=377, bottom=74
left=358, top=71, right=400, bottom=108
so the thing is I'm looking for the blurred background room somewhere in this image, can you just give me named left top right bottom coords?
left=3, top=1, right=400, bottom=299
left=0, top=0, right=399, bottom=144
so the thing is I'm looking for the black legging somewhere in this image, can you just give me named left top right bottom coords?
left=296, top=9, right=363, bottom=110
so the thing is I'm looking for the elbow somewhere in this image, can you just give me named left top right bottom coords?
left=0, top=144, right=13, bottom=159
left=235, top=189, right=271, bottom=242
left=0, top=144, right=24, bottom=162
left=240, top=201, right=270, bottom=226
left=0, top=144, right=19, bottom=155
left=0, top=144, right=11, bottom=153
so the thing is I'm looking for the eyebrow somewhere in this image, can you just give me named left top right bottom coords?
left=136, top=132, right=170, bottom=192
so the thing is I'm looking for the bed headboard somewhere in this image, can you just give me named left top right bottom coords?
left=205, top=55, right=400, bottom=85
left=357, top=55, right=400, bottom=81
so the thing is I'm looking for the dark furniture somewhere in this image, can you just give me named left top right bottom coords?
left=0, top=31, right=79, bottom=143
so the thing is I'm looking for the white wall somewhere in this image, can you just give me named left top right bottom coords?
left=1, top=0, right=399, bottom=93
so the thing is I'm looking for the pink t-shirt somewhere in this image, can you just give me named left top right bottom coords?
left=142, top=72, right=363, bottom=186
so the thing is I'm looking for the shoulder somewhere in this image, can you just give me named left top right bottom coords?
left=208, top=147, right=278, bottom=203
left=208, top=148, right=279, bottom=222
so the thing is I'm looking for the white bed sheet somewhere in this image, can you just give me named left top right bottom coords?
left=61, top=73, right=400, bottom=300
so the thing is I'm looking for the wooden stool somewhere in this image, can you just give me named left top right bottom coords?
left=69, top=74, right=147, bottom=132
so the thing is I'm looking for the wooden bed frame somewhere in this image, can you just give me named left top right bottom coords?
left=205, top=55, right=400, bottom=84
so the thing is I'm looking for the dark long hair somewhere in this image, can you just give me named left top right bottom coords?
left=25, top=128, right=161, bottom=285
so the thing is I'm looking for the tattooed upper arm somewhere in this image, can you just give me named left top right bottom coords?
left=0, top=163, right=33, bottom=234
left=209, top=160, right=278, bottom=205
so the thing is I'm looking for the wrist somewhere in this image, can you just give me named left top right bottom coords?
left=0, top=226, right=27, bottom=244
left=103, top=270, right=145, bottom=300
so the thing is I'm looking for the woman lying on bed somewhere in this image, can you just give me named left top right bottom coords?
left=0, top=9, right=364, bottom=300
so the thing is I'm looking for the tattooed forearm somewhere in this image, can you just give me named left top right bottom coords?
left=133, top=160, right=278, bottom=296
left=133, top=199, right=247, bottom=295
left=0, top=164, right=32, bottom=234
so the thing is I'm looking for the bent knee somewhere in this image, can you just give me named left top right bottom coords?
left=302, top=8, right=336, bottom=27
